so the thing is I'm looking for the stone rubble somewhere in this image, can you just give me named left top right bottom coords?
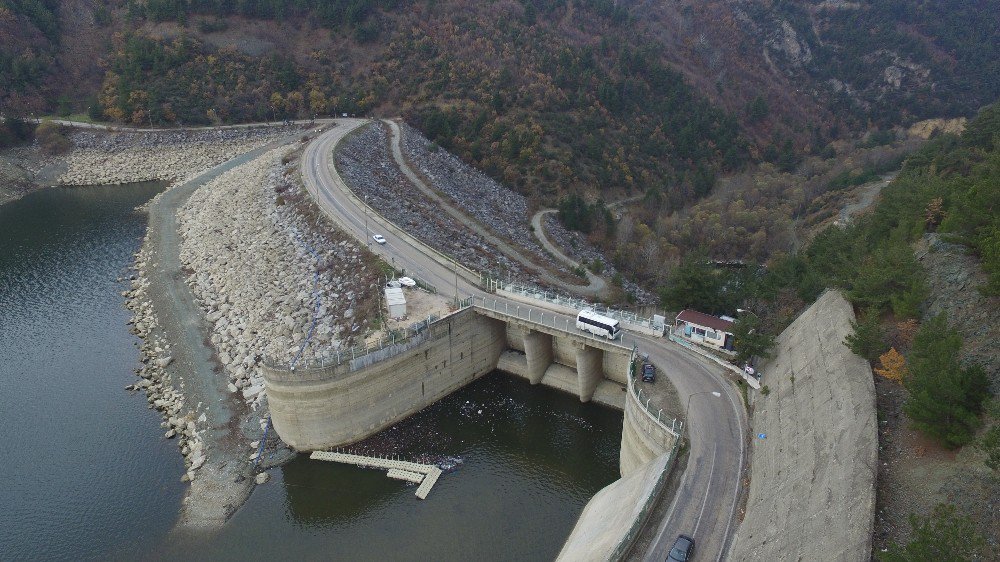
left=123, top=239, right=208, bottom=482
left=57, top=127, right=300, bottom=186
left=177, top=144, right=378, bottom=401
left=398, top=123, right=555, bottom=266
left=336, top=121, right=537, bottom=281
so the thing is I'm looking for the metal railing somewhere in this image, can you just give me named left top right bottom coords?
left=267, top=298, right=476, bottom=372
left=487, top=278, right=666, bottom=335
left=471, top=295, right=633, bottom=351
left=627, top=349, right=682, bottom=438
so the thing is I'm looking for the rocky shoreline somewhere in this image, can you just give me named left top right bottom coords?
left=58, top=127, right=301, bottom=186
left=1, top=122, right=384, bottom=530
left=114, top=125, right=383, bottom=530
left=123, top=238, right=209, bottom=482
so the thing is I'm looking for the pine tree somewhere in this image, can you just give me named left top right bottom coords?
left=844, top=309, right=885, bottom=362
left=903, top=315, right=991, bottom=448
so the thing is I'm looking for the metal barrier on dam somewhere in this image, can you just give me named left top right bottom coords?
left=262, top=301, right=636, bottom=450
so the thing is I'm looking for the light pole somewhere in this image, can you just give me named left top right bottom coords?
left=684, top=390, right=721, bottom=434
left=364, top=193, right=370, bottom=247
left=737, top=308, right=759, bottom=366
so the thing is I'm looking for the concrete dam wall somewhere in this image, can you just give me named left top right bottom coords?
left=262, top=306, right=636, bottom=450
left=263, top=308, right=507, bottom=450
left=620, top=381, right=680, bottom=477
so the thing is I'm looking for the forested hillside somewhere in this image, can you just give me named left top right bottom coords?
left=96, top=0, right=751, bottom=202
left=2, top=0, right=996, bottom=209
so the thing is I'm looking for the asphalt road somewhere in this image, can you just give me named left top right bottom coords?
left=303, top=119, right=748, bottom=561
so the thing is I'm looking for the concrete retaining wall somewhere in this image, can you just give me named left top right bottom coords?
left=620, top=379, right=680, bottom=477
left=728, top=290, right=877, bottom=562
left=263, top=308, right=507, bottom=449
left=557, top=452, right=676, bottom=562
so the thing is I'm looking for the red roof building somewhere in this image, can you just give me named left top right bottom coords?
left=674, top=309, right=735, bottom=351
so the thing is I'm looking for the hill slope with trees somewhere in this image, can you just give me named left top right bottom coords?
left=2, top=0, right=997, bottom=210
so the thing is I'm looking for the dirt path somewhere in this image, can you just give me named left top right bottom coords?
left=384, top=119, right=607, bottom=298
left=530, top=209, right=606, bottom=294
left=838, top=172, right=898, bottom=224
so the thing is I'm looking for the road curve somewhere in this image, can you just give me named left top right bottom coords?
left=301, top=120, right=747, bottom=561
left=529, top=208, right=607, bottom=295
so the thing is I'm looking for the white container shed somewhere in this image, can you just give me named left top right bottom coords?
left=384, top=286, right=407, bottom=319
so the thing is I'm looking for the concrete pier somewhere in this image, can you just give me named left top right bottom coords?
left=523, top=330, right=553, bottom=384
left=310, top=451, right=444, bottom=499
left=575, top=345, right=604, bottom=403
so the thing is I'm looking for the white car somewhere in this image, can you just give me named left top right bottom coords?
left=372, top=234, right=387, bottom=245
left=398, top=277, right=416, bottom=287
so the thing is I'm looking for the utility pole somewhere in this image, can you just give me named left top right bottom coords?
left=364, top=193, right=370, bottom=247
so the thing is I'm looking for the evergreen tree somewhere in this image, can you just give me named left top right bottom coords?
left=844, top=309, right=886, bottom=363
left=732, top=314, right=775, bottom=366
left=903, top=315, right=991, bottom=448
left=659, top=255, right=736, bottom=314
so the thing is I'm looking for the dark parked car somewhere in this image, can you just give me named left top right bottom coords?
left=666, top=534, right=694, bottom=561
left=641, top=362, right=656, bottom=383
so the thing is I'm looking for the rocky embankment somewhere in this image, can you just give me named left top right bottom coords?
left=178, top=144, right=380, bottom=398
left=118, top=132, right=381, bottom=524
left=917, top=234, right=1000, bottom=389
left=58, top=127, right=300, bottom=186
left=397, top=123, right=557, bottom=266
left=336, top=122, right=536, bottom=281
left=123, top=237, right=209, bottom=482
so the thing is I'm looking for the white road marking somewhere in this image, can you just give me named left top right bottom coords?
left=694, top=443, right=718, bottom=536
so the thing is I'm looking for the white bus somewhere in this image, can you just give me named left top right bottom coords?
left=576, top=309, right=622, bottom=340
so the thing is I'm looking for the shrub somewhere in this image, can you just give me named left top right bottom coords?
left=879, top=503, right=986, bottom=562
left=35, top=121, right=71, bottom=154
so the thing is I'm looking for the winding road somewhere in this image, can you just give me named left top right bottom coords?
left=302, top=119, right=749, bottom=561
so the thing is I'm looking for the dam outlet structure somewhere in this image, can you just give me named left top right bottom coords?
left=262, top=299, right=684, bottom=560
left=263, top=299, right=643, bottom=452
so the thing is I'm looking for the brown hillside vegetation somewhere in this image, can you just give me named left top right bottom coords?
left=3, top=1, right=997, bottom=210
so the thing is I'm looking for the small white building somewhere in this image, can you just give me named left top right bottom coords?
left=674, top=309, right=735, bottom=352
left=384, top=286, right=407, bottom=319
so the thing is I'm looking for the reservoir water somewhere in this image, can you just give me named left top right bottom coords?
left=0, top=184, right=622, bottom=561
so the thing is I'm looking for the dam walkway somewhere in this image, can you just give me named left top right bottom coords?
left=310, top=451, right=443, bottom=499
